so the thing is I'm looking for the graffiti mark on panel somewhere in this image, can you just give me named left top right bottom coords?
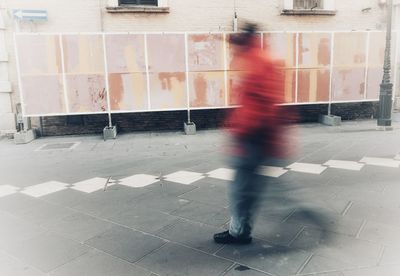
left=188, top=34, right=224, bottom=71
left=109, top=73, right=148, bottom=111
left=149, top=72, right=187, bottom=109
left=298, top=70, right=330, bottom=102
left=332, top=68, right=365, bottom=101
left=298, top=33, right=331, bottom=68
left=189, top=72, right=225, bottom=107
left=67, top=74, right=107, bottom=113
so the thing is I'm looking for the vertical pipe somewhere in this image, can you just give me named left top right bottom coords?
left=59, top=34, right=70, bottom=114
left=223, top=33, right=229, bottom=107
left=295, top=32, right=299, bottom=103
left=328, top=32, right=335, bottom=116
left=392, top=30, right=399, bottom=104
left=13, top=33, right=26, bottom=117
left=144, top=33, right=151, bottom=110
left=382, top=0, right=393, bottom=86
left=184, top=33, right=191, bottom=123
left=102, top=33, right=112, bottom=128
left=364, top=31, right=371, bottom=100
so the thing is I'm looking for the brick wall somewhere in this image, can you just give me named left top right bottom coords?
left=40, top=102, right=379, bottom=136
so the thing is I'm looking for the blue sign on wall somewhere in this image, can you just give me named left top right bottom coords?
left=13, top=9, right=48, bottom=21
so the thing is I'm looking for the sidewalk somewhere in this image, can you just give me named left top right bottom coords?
left=1, top=118, right=400, bottom=276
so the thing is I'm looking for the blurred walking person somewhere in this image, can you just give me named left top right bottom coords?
left=213, top=23, right=292, bottom=244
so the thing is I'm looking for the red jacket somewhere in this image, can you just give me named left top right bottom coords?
left=226, top=47, right=289, bottom=158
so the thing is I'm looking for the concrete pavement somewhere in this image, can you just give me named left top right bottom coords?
left=1, top=118, right=400, bottom=275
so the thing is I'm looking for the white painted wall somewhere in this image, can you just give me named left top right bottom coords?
left=0, top=9, right=15, bottom=134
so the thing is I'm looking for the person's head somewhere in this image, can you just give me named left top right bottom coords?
left=229, top=22, right=259, bottom=51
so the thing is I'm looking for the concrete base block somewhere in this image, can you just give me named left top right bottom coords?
left=103, top=126, right=117, bottom=140
left=184, top=122, right=196, bottom=135
left=319, top=115, right=341, bottom=126
left=395, top=97, right=400, bottom=111
left=376, top=125, right=393, bottom=131
left=14, top=129, right=36, bottom=144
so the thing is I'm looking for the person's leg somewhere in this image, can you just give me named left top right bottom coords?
left=214, top=141, right=266, bottom=244
left=229, top=166, right=267, bottom=238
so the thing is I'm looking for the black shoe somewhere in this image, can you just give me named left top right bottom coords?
left=213, top=231, right=252, bottom=244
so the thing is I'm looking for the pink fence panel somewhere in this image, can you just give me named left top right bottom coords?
left=16, top=35, right=66, bottom=115
left=105, top=34, right=148, bottom=111
left=147, top=34, right=187, bottom=110
left=62, top=34, right=107, bottom=113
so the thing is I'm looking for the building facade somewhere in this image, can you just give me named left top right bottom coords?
left=0, top=0, right=399, bottom=135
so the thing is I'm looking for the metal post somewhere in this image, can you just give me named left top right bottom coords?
left=328, top=32, right=335, bottom=116
left=377, top=0, right=394, bottom=127
left=102, top=34, right=113, bottom=128
left=184, top=33, right=191, bottom=123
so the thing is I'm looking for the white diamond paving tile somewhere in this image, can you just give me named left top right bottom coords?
left=164, top=171, right=205, bottom=185
left=207, top=168, right=235, bottom=181
left=257, top=166, right=288, bottom=178
left=286, top=162, right=327, bottom=175
left=119, top=174, right=159, bottom=188
left=21, top=181, right=68, bottom=198
left=324, top=160, right=364, bottom=171
left=0, top=185, right=20, bottom=198
left=360, top=157, right=400, bottom=168
left=71, top=177, right=113, bottom=193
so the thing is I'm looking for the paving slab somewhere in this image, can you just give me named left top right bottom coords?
left=85, top=225, right=166, bottom=263
left=2, top=232, right=90, bottom=273
left=40, top=188, right=88, bottom=206
left=252, top=220, right=304, bottom=246
left=300, top=254, right=356, bottom=275
left=72, top=185, right=150, bottom=218
left=179, top=183, right=229, bottom=207
left=344, top=201, right=400, bottom=227
left=43, top=212, right=114, bottom=242
left=156, top=220, right=224, bottom=254
left=20, top=181, right=68, bottom=198
left=358, top=221, right=400, bottom=248
left=0, top=211, right=46, bottom=249
left=0, top=185, right=19, bottom=198
left=224, top=264, right=268, bottom=276
left=131, top=190, right=192, bottom=213
left=342, top=265, right=400, bottom=276
left=0, top=251, right=46, bottom=276
left=0, top=193, right=45, bottom=214
left=137, top=242, right=233, bottom=276
left=172, top=201, right=230, bottom=227
left=216, top=239, right=311, bottom=276
left=285, top=208, right=363, bottom=237
left=303, top=272, right=344, bottom=276
left=107, top=206, right=180, bottom=234
left=9, top=200, right=76, bottom=226
left=49, top=250, right=152, bottom=276
left=379, top=245, right=400, bottom=265
left=143, top=180, right=198, bottom=196
left=291, top=228, right=382, bottom=267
